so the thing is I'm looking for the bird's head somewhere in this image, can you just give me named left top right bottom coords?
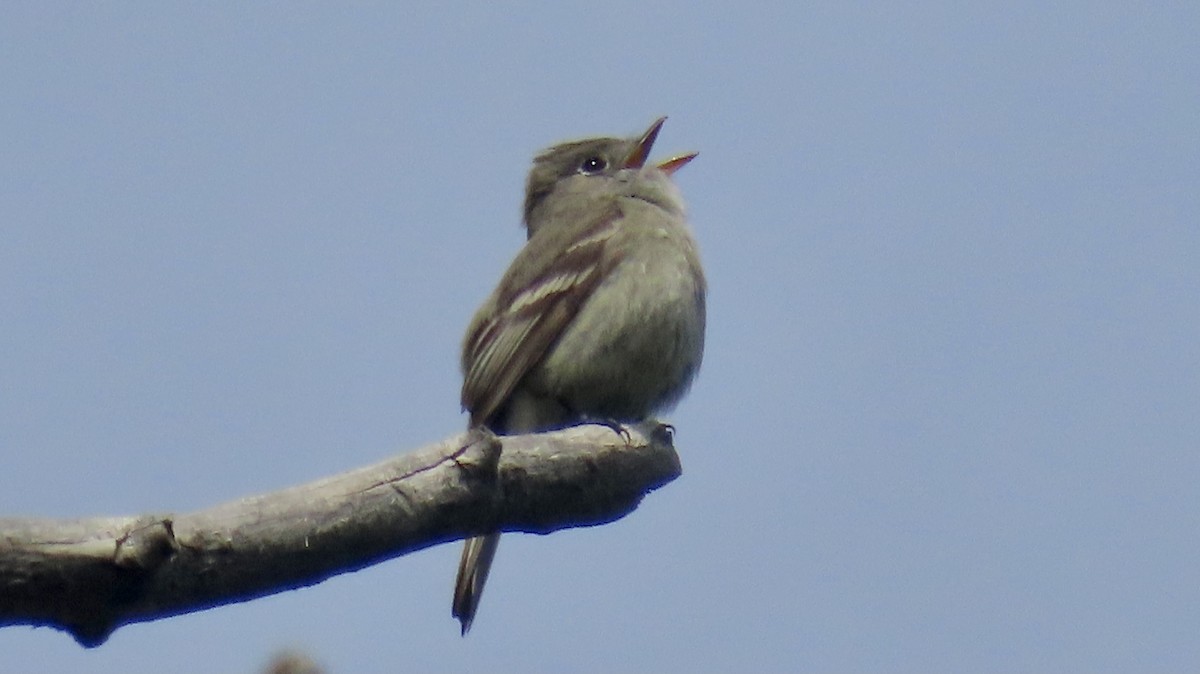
left=522, top=117, right=696, bottom=236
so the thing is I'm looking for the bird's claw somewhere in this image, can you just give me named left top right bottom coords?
left=594, top=419, right=634, bottom=447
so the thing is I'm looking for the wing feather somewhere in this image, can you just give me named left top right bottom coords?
left=461, top=206, right=623, bottom=427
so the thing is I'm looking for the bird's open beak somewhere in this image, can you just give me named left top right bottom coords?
left=623, top=117, right=696, bottom=175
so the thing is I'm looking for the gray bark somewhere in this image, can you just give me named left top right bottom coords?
left=0, top=422, right=680, bottom=646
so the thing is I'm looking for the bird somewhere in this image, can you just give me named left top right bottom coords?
left=453, top=117, right=706, bottom=634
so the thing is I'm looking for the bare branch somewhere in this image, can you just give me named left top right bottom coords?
left=0, top=422, right=681, bottom=646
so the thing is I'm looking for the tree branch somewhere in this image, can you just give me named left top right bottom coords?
left=0, top=422, right=681, bottom=647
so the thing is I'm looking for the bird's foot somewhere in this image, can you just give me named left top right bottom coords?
left=592, top=418, right=634, bottom=447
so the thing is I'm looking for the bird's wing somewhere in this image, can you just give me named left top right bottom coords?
left=461, top=204, right=623, bottom=427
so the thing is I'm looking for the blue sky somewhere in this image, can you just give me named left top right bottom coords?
left=2, top=2, right=1197, bottom=672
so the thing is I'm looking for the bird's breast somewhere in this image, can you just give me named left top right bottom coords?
left=526, top=223, right=706, bottom=420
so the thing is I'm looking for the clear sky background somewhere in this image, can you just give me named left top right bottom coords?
left=2, top=2, right=1197, bottom=672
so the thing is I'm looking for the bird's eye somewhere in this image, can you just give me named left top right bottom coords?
left=578, top=156, right=608, bottom=175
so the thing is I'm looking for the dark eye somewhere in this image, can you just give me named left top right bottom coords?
left=578, top=156, right=608, bottom=175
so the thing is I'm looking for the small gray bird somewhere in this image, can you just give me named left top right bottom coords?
left=453, top=117, right=706, bottom=634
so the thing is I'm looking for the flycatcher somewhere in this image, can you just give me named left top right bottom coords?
left=453, top=117, right=706, bottom=633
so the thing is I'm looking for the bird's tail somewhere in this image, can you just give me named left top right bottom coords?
left=452, top=533, right=501, bottom=635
